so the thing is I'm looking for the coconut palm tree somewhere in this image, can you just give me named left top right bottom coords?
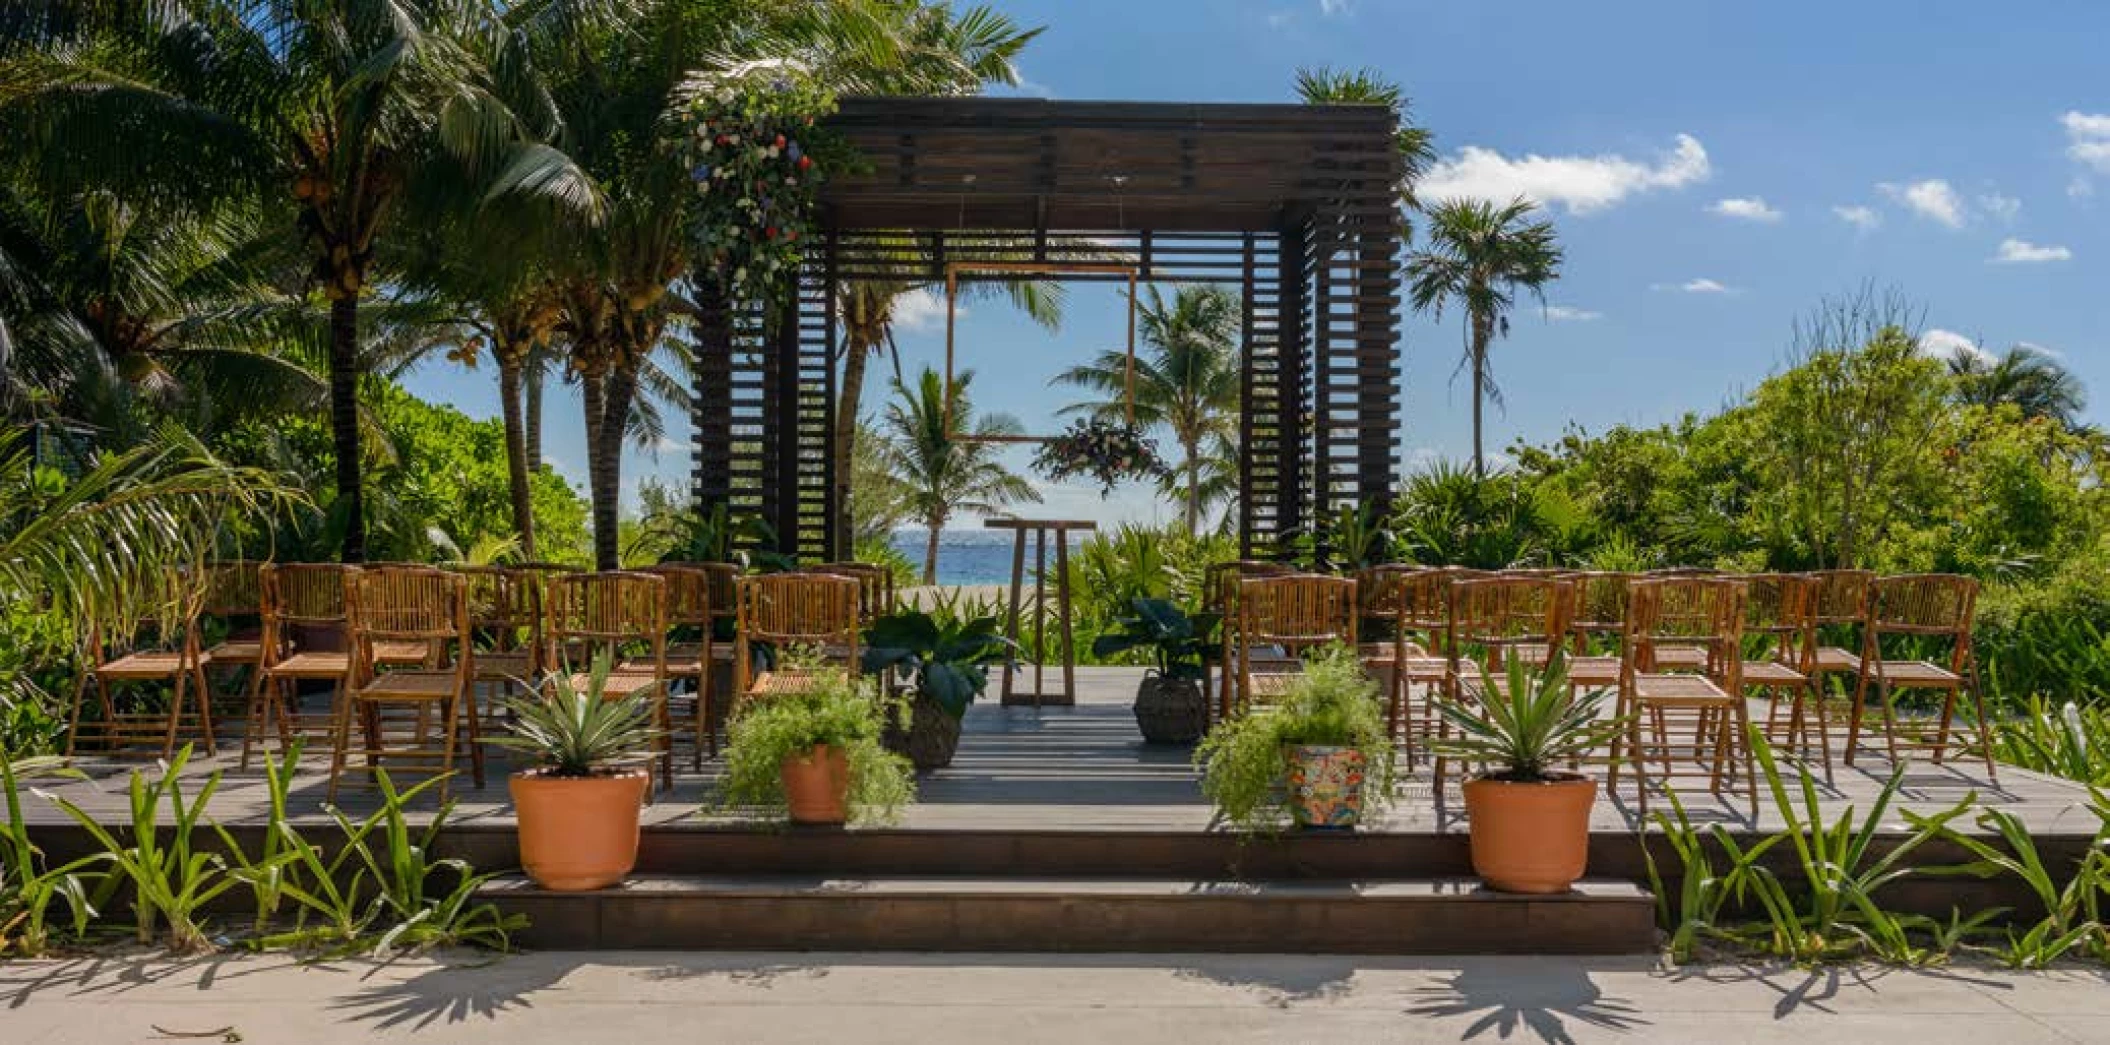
left=879, top=368, right=1039, bottom=584
left=1294, top=66, right=1438, bottom=239
left=1406, top=197, right=1563, bottom=477
left=0, top=0, right=591, bottom=561
left=1054, top=285, right=1240, bottom=535
left=1948, top=344, right=2087, bottom=429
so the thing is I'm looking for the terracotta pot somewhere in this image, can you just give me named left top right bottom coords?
left=1285, top=745, right=1367, bottom=830
left=509, top=768, right=650, bottom=891
left=781, top=744, right=851, bottom=825
left=1462, top=774, right=1597, bottom=894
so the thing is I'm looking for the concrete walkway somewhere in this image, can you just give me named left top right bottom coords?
left=4, top=951, right=2108, bottom=1044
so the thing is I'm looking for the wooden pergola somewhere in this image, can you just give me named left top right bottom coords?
left=691, top=96, right=1405, bottom=562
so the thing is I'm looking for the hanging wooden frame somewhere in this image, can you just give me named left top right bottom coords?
left=941, top=261, right=1137, bottom=443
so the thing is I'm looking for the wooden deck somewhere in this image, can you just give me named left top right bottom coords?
left=25, top=666, right=2091, bottom=838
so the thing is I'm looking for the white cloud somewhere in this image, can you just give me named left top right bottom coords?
left=1920, top=328, right=1991, bottom=363
left=1833, top=204, right=1881, bottom=231
left=2063, top=111, right=2110, bottom=173
left=1419, top=134, right=1710, bottom=215
left=1318, top=0, right=1350, bottom=14
left=1265, top=10, right=1294, bottom=27
left=1978, top=193, right=2021, bottom=223
left=1990, top=238, right=2073, bottom=264
left=1709, top=196, right=1782, bottom=222
left=891, top=288, right=958, bottom=332
left=1542, top=305, right=1602, bottom=322
left=2069, top=176, right=2095, bottom=200
left=1877, top=179, right=1967, bottom=228
left=1653, top=278, right=1735, bottom=294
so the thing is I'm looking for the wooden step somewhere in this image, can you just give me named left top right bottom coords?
left=482, top=875, right=1657, bottom=954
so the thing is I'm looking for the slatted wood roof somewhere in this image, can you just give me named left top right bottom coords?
left=819, top=96, right=1401, bottom=233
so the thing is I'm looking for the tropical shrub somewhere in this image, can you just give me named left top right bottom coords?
left=716, top=671, right=916, bottom=825
left=1193, top=646, right=1395, bottom=832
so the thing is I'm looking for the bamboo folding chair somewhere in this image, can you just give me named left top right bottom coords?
left=330, top=567, right=482, bottom=803
left=1205, top=560, right=1296, bottom=720
left=197, top=561, right=264, bottom=711
left=1607, top=577, right=1754, bottom=817
left=544, top=571, right=674, bottom=789
left=459, top=566, right=542, bottom=708
left=242, top=564, right=360, bottom=768
left=1846, top=574, right=1997, bottom=780
left=1353, top=565, right=1455, bottom=762
left=732, top=573, right=862, bottom=706
left=1434, top=576, right=1573, bottom=800
left=67, top=570, right=216, bottom=760
left=1804, top=569, right=1875, bottom=699
left=812, top=562, right=896, bottom=625
left=1730, top=573, right=1831, bottom=780
left=1229, top=574, right=1358, bottom=715
left=637, top=564, right=719, bottom=766
left=660, top=561, right=740, bottom=749
left=1563, top=571, right=1632, bottom=692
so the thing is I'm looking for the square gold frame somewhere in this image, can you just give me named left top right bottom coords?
left=941, top=261, right=1138, bottom=443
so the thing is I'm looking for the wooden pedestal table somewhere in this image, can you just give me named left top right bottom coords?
left=985, top=519, right=1096, bottom=707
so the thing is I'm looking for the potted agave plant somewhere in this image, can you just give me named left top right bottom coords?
left=1195, top=646, right=1396, bottom=831
left=1431, top=651, right=1624, bottom=894
left=861, top=610, right=1018, bottom=771
left=718, top=669, right=916, bottom=825
left=1091, top=598, right=1220, bottom=745
left=492, top=655, right=661, bottom=891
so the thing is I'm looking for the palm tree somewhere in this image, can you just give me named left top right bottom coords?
left=1294, top=67, right=1438, bottom=239
left=1948, top=344, right=2087, bottom=428
left=1406, top=197, right=1563, bottom=477
left=1054, top=285, right=1241, bottom=535
left=879, top=368, right=1039, bottom=584
left=834, top=272, right=1061, bottom=556
left=1, top=0, right=587, bottom=562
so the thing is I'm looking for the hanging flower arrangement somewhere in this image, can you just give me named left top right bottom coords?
left=679, top=62, right=839, bottom=308
left=1032, top=418, right=1168, bottom=495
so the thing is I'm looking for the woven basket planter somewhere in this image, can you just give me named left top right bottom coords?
left=1132, top=672, right=1208, bottom=745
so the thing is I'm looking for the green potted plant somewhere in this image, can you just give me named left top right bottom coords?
left=1194, top=645, right=1396, bottom=831
left=1430, top=651, right=1624, bottom=894
left=1091, top=597, right=1220, bottom=745
left=717, top=669, right=916, bottom=826
left=861, top=610, right=1019, bottom=771
left=490, top=655, right=662, bottom=891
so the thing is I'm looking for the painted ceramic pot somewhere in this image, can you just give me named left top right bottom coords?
left=1285, top=745, right=1367, bottom=829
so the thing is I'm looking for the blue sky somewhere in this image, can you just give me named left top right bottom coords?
left=405, top=0, right=2110, bottom=528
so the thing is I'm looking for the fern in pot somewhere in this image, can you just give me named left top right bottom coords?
left=862, top=610, right=1018, bottom=771
left=1430, top=652, right=1624, bottom=894
left=1091, top=598, right=1220, bottom=745
left=1194, top=646, right=1396, bottom=831
left=717, top=669, right=916, bottom=826
left=491, top=655, right=663, bottom=891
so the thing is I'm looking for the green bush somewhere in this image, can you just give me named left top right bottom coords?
left=1193, top=647, right=1395, bottom=832
left=715, top=671, right=916, bottom=825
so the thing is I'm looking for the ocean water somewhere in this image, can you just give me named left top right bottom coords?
left=886, top=528, right=1089, bottom=586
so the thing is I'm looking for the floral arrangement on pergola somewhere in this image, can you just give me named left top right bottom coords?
left=680, top=62, right=839, bottom=307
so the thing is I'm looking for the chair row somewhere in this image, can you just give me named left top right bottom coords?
left=66, top=561, right=898, bottom=796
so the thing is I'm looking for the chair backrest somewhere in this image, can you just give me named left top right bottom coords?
left=1204, top=560, right=1296, bottom=617
left=515, top=561, right=583, bottom=576
left=1623, top=577, right=1744, bottom=680
left=736, top=573, right=860, bottom=651
left=812, top=562, right=895, bottom=621
left=458, top=566, right=540, bottom=649
left=201, top=561, right=263, bottom=619
left=1868, top=575, right=1977, bottom=673
left=1566, top=571, right=1633, bottom=641
left=90, top=567, right=206, bottom=660
left=1804, top=569, right=1876, bottom=627
left=1235, top=574, right=1357, bottom=653
left=1353, top=564, right=1427, bottom=619
left=1447, top=576, right=1572, bottom=675
left=543, top=571, right=669, bottom=670
left=262, top=564, right=356, bottom=628
left=659, top=561, right=740, bottom=626
left=351, top=567, right=467, bottom=646
left=1645, top=566, right=1723, bottom=577
left=640, top=564, right=715, bottom=630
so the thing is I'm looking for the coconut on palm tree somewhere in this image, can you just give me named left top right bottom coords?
left=1407, top=197, right=1563, bottom=477
left=879, top=368, right=1040, bottom=584
left=1054, top=285, right=1241, bottom=535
